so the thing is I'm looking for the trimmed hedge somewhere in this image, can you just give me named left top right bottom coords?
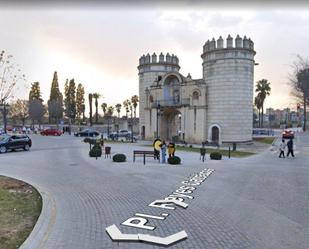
left=113, top=153, right=126, bottom=162
left=168, top=156, right=181, bottom=165
left=89, top=144, right=102, bottom=158
left=210, top=152, right=222, bottom=160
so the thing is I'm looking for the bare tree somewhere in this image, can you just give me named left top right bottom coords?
left=289, top=55, right=309, bottom=131
left=0, top=51, right=26, bottom=132
left=0, top=51, right=26, bottom=104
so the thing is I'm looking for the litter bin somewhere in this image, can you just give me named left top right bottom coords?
left=105, top=146, right=111, bottom=158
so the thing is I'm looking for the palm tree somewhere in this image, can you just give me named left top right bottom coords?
left=255, top=79, right=271, bottom=128
left=106, top=106, right=114, bottom=137
left=92, top=93, right=101, bottom=124
left=254, top=93, right=263, bottom=128
left=88, top=93, right=93, bottom=126
left=107, top=106, right=114, bottom=117
left=131, top=95, right=139, bottom=118
left=115, top=103, right=122, bottom=118
left=123, top=99, right=131, bottom=118
left=101, top=102, right=107, bottom=116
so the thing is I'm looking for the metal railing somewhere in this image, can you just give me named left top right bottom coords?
left=151, top=98, right=190, bottom=108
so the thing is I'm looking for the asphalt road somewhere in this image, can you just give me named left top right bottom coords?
left=0, top=133, right=308, bottom=249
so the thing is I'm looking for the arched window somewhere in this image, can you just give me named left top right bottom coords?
left=192, top=91, right=199, bottom=105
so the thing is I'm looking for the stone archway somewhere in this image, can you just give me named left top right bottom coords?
left=160, top=108, right=181, bottom=141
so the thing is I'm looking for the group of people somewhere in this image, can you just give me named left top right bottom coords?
left=279, top=138, right=295, bottom=158
left=154, top=140, right=176, bottom=163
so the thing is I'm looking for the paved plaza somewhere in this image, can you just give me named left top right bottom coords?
left=0, top=134, right=308, bottom=249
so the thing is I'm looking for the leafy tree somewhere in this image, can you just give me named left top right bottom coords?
left=76, top=83, right=85, bottom=123
left=255, top=79, right=271, bottom=128
left=101, top=102, right=107, bottom=116
left=48, top=71, right=63, bottom=124
left=29, top=82, right=42, bottom=102
left=88, top=93, right=93, bottom=126
left=10, top=99, right=29, bottom=126
left=115, top=103, right=122, bottom=118
left=131, top=95, right=139, bottom=118
left=64, top=79, right=76, bottom=121
left=289, top=56, right=309, bottom=131
left=29, top=99, right=45, bottom=128
left=28, top=82, right=44, bottom=127
left=92, top=93, right=101, bottom=124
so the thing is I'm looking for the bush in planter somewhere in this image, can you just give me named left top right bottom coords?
left=89, top=143, right=102, bottom=158
left=168, top=156, right=181, bottom=165
left=210, top=152, right=222, bottom=160
left=113, top=153, right=126, bottom=162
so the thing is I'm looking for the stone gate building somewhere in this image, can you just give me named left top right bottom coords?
left=138, top=35, right=256, bottom=144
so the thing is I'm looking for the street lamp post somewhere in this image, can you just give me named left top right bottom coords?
left=156, top=103, right=161, bottom=139
left=130, top=106, right=134, bottom=143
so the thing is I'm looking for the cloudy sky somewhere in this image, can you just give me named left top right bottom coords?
left=1, top=2, right=309, bottom=115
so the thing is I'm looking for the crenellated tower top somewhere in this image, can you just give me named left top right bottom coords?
left=138, top=52, right=180, bottom=67
left=202, top=34, right=255, bottom=54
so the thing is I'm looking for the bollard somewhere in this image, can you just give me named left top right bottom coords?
left=228, top=146, right=231, bottom=158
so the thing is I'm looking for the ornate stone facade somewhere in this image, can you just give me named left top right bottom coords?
left=138, top=35, right=256, bottom=144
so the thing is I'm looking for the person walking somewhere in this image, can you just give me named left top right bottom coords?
left=168, top=141, right=175, bottom=158
left=287, top=138, right=295, bottom=157
left=279, top=139, right=286, bottom=158
left=160, top=140, right=167, bottom=163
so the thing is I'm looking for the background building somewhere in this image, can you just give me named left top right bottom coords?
left=139, top=35, right=256, bottom=144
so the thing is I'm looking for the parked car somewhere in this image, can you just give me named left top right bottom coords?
left=0, top=134, right=32, bottom=153
left=74, top=129, right=99, bottom=137
left=41, top=128, right=62, bottom=136
left=118, top=129, right=132, bottom=137
left=282, top=130, right=294, bottom=139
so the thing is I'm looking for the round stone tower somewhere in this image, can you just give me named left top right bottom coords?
left=201, top=35, right=256, bottom=143
left=138, top=52, right=180, bottom=139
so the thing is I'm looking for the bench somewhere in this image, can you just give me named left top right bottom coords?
left=133, top=150, right=157, bottom=165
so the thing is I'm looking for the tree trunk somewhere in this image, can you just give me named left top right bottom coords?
left=261, top=105, right=264, bottom=128
left=95, top=103, right=98, bottom=124
left=89, top=106, right=92, bottom=127
left=258, top=109, right=261, bottom=128
left=304, top=95, right=307, bottom=131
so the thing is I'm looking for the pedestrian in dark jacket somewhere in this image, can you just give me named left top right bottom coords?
left=287, top=138, right=295, bottom=157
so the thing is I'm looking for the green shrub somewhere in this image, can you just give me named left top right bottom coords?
left=83, top=137, right=91, bottom=143
left=113, top=153, right=126, bottom=162
left=210, top=152, right=222, bottom=160
left=168, top=156, right=181, bottom=165
left=84, top=138, right=97, bottom=144
left=89, top=144, right=102, bottom=158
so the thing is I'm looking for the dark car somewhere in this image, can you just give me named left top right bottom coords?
left=41, top=128, right=62, bottom=136
left=74, top=129, right=99, bottom=137
left=0, top=134, right=32, bottom=153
